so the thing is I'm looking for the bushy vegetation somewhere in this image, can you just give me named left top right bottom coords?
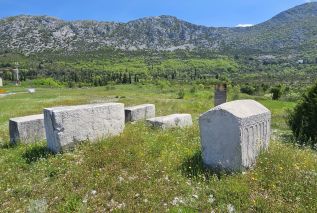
left=0, top=49, right=240, bottom=87
left=177, top=88, right=185, bottom=99
left=270, top=85, right=284, bottom=100
left=240, top=84, right=256, bottom=95
left=22, top=78, right=63, bottom=88
left=288, top=82, right=317, bottom=148
left=2, top=48, right=317, bottom=88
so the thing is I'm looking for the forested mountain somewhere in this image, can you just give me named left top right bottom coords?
left=0, top=3, right=317, bottom=54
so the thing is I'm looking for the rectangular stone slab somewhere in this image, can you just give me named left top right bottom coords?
left=44, top=103, right=125, bottom=153
left=9, top=114, right=46, bottom=144
left=147, top=114, right=192, bottom=129
left=125, top=104, right=155, bottom=122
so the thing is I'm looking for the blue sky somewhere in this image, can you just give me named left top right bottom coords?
left=0, top=0, right=313, bottom=27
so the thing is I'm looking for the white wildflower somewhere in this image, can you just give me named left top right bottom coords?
left=171, top=197, right=185, bottom=206
left=91, top=190, right=97, bottom=195
left=82, top=193, right=89, bottom=203
left=128, top=175, right=138, bottom=181
left=118, top=176, right=124, bottom=182
left=117, top=202, right=126, bottom=209
left=227, top=204, right=236, bottom=213
left=208, top=194, right=215, bottom=204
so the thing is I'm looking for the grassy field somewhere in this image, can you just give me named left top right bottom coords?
left=0, top=84, right=316, bottom=212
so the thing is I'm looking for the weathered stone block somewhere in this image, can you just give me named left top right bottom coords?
left=9, top=114, right=45, bottom=144
left=199, top=100, right=271, bottom=171
left=125, top=104, right=155, bottom=122
left=147, top=114, right=192, bottom=129
left=214, top=83, right=227, bottom=106
left=44, top=103, right=125, bottom=153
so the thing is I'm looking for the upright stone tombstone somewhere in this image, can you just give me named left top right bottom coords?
left=44, top=103, right=125, bottom=153
left=214, top=83, right=227, bottom=106
left=0, top=77, right=3, bottom=87
left=9, top=114, right=46, bottom=144
left=199, top=100, right=271, bottom=171
left=125, top=104, right=155, bottom=122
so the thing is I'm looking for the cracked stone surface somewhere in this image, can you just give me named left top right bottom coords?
left=199, top=100, right=271, bottom=172
left=44, top=103, right=125, bottom=153
left=147, top=114, right=192, bottom=129
left=125, top=104, right=155, bottom=122
left=9, top=114, right=46, bottom=144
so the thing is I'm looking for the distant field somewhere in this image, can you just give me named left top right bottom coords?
left=0, top=84, right=316, bottom=212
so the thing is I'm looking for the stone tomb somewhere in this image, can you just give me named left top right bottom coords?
left=214, top=83, right=227, bottom=106
left=199, top=100, right=271, bottom=171
left=44, top=103, right=125, bottom=153
left=125, top=104, right=155, bottom=122
left=147, top=114, right=193, bottom=129
left=9, top=114, right=46, bottom=144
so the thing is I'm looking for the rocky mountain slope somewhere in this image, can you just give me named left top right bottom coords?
left=0, top=3, right=317, bottom=54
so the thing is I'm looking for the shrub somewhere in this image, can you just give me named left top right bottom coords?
left=105, top=85, right=116, bottom=91
left=29, top=78, right=63, bottom=88
left=281, top=92, right=300, bottom=102
left=177, top=88, right=185, bottom=99
left=261, top=83, right=269, bottom=92
left=156, top=80, right=171, bottom=90
left=232, top=85, right=240, bottom=100
left=190, top=86, right=197, bottom=93
left=270, top=85, right=284, bottom=100
left=240, top=85, right=255, bottom=95
left=197, top=84, right=204, bottom=90
left=288, top=82, right=317, bottom=148
left=67, top=81, right=75, bottom=88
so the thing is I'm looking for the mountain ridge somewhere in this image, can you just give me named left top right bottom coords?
left=0, top=2, right=317, bottom=54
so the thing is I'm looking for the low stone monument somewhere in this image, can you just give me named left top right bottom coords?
left=147, top=114, right=193, bottom=129
left=125, top=104, right=155, bottom=122
left=44, top=103, right=125, bottom=153
left=214, top=83, right=227, bottom=106
left=27, top=88, right=36, bottom=93
left=9, top=114, right=46, bottom=144
left=199, top=100, right=271, bottom=171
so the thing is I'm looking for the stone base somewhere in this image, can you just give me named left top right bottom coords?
left=147, top=114, right=192, bottom=129
left=125, top=104, right=155, bottom=122
left=9, top=114, right=46, bottom=144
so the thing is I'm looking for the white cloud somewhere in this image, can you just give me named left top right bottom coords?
left=236, top=24, right=254, bottom=28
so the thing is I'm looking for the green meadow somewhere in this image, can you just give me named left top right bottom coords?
left=0, top=84, right=316, bottom=212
